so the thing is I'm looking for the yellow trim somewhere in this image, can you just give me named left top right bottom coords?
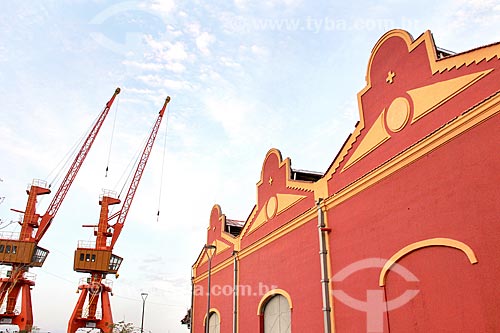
left=221, top=231, right=239, bottom=245
left=379, top=238, right=478, bottom=286
left=214, top=239, right=231, bottom=254
left=257, top=289, right=293, bottom=315
left=239, top=205, right=258, bottom=238
left=343, top=110, right=390, bottom=170
left=386, top=97, right=410, bottom=132
left=240, top=207, right=315, bottom=261
left=194, top=92, right=499, bottom=283
left=193, top=205, right=240, bottom=272
left=266, top=195, right=278, bottom=219
left=203, top=307, right=222, bottom=327
left=193, top=206, right=317, bottom=283
left=409, top=69, right=493, bottom=123
left=343, top=57, right=493, bottom=170
left=247, top=207, right=267, bottom=235
left=247, top=193, right=308, bottom=235
left=240, top=148, right=321, bottom=239
left=256, top=149, right=316, bottom=193
left=314, top=178, right=328, bottom=201
left=325, top=92, right=500, bottom=210
left=325, top=29, right=500, bottom=180
left=368, top=29, right=500, bottom=78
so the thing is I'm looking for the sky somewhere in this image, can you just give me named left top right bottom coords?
left=0, top=0, right=499, bottom=332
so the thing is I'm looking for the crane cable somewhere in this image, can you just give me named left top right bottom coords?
left=156, top=102, right=171, bottom=222
left=46, top=108, right=103, bottom=189
left=105, top=94, right=120, bottom=178
left=46, top=128, right=85, bottom=189
left=117, top=135, right=147, bottom=199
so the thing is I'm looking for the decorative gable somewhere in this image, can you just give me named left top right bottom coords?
left=240, top=149, right=319, bottom=239
left=192, top=205, right=237, bottom=273
left=325, top=29, right=500, bottom=194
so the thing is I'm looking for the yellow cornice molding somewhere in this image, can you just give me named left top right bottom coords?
left=324, top=92, right=500, bottom=210
left=239, top=207, right=316, bottom=260
left=325, top=29, right=500, bottom=180
left=257, top=148, right=318, bottom=193
left=369, top=29, right=500, bottom=77
left=194, top=92, right=499, bottom=282
left=239, top=205, right=257, bottom=239
left=194, top=206, right=317, bottom=282
left=245, top=193, right=307, bottom=235
left=343, top=68, right=493, bottom=171
left=239, top=148, right=319, bottom=238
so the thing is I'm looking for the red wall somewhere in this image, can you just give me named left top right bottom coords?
left=328, top=114, right=500, bottom=332
left=238, top=218, right=324, bottom=333
left=192, top=30, right=500, bottom=333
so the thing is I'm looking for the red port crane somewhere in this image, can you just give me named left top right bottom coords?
left=0, top=88, right=121, bottom=332
left=68, top=96, right=170, bottom=333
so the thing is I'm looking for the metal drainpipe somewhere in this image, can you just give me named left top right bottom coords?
left=317, top=199, right=332, bottom=333
left=233, top=250, right=239, bottom=333
left=190, top=273, right=194, bottom=333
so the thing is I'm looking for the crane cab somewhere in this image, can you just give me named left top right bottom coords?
left=0, top=238, right=48, bottom=267
left=74, top=247, right=123, bottom=274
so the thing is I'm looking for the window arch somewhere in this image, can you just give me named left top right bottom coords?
left=208, top=311, right=220, bottom=333
left=259, top=290, right=292, bottom=333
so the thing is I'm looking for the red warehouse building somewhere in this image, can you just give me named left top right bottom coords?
left=189, top=29, right=500, bottom=333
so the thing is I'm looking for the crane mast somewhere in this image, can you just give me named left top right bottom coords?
left=68, top=96, right=170, bottom=333
left=0, top=88, right=120, bottom=332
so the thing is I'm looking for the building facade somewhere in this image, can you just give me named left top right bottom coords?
left=190, top=29, right=500, bottom=333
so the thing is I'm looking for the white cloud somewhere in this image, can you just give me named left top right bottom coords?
left=137, top=74, right=194, bottom=91
left=196, top=32, right=216, bottom=55
left=204, top=95, right=251, bottom=140
left=0, top=46, right=7, bottom=62
left=166, top=24, right=183, bottom=37
left=149, top=0, right=176, bottom=15
left=251, top=44, right=269, bottom=57
left=122, top=59, right=186, bottom=73
left=199, top=65, right=223, bottom=82
left=122, top=60, right=164, bottom=71
left=121, top=87, right=154, bottom=95
left=219, top=56, right=241, bottom=68
left=186, top=22, right=201, bottom=36
left=234, top=0, right=247, bottom=8
left=266, top=0, right=303, bottom=7
left=163, top=41, right=189, bottom=61
left=164, top=62, right=186, bottom=73
left=447, top=0, right=500, bottom=26
left=235, top=0, right=303, bottom=9
left=146, top=37, right=192, bottom=62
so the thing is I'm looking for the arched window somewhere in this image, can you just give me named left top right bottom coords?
left=208, top=311, right=220, bottom=333
left=263, top=294, right=291, bottom=333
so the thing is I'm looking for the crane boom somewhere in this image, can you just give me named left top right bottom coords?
left=109, top=96, right=170, bottom=248
left=34, top=87, right=121, bottom=242
left=69, top=96, right=171, bottom=333
left=0, top=87, right=120, bottom=333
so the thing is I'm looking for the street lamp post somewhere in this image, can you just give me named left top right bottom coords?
left=204, top=244, right=216, bottom=333
left=141, top=292, right=148, bottom=333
